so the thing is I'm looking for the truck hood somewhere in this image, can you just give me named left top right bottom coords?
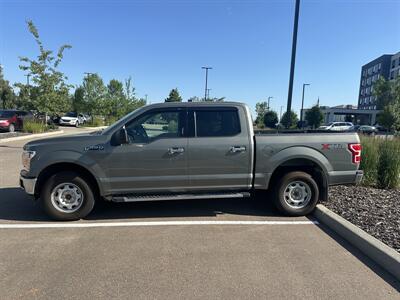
left=24, top=133, right=108, bottom=152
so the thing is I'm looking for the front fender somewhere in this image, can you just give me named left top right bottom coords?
left=31, top=150, right=108, bottom=196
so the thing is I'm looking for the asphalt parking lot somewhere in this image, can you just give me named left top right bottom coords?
left=0, top=127, right=399, bottom=299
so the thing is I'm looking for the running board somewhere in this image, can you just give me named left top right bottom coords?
left=111, top=192, right=251, bottom=203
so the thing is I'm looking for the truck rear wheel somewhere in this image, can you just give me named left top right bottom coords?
left=274, top=171, right=319, bottom=216
left=40, top=171, right=95, bottom=220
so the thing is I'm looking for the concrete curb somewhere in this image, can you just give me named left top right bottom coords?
left=0, top=130, right=64, bottom=143
left=313, top=204, right=400, bottom=281
left=80, top=126, right=108, bottom=130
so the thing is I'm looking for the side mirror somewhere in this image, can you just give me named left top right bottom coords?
left=112, top=127, right=129, bottom=146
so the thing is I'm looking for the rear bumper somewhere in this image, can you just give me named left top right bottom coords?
left=328, top=170, right=363, bottom=186
left=20, top=175, right=37, bottom=195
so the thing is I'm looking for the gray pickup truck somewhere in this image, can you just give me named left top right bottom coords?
left=20, top=102, right=363, bottom=220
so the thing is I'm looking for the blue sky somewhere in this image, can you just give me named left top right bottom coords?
left=1, top=0, right=400, bottom=116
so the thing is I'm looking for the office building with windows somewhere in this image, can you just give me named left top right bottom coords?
left=358, top=51, right=400, bottom=110
left=389, top=52, right=400, bottom=81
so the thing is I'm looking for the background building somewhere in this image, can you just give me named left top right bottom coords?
left=358, top=51, right=400, bottom=110
left=302, top=105, right=380, bottom=126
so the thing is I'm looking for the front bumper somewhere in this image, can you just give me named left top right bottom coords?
left=59, top=120, right=77, bottom=125
left=20, top=175, right=37, bottom=195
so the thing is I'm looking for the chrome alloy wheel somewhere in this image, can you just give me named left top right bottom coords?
left=283, top=180, right=312, bottom=209
left=50, top=183, right=84, bottom=213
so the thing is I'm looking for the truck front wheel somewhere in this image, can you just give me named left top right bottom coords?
left=40, top=171, right=95, bottom=220
left=274, top=171, right=319, bottom=216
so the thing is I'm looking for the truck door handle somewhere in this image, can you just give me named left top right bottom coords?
left=229, top=146, right=246, bottom=153
left=168, top=147, right=185, bottom=154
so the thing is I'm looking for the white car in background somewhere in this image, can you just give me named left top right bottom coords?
left=59, top=112, right=85, bottom=127
left=319, top=122, right=354, bottom=131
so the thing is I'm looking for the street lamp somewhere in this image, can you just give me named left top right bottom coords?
left=300, top=83, right=310, bottom=127
left=202, top=66, right=212, bottom=101
left=286, top=0, right=301, bottom=127
left=267, top=96, right=273, bottom=110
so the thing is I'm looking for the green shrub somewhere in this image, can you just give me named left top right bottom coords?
left=105, top=116, right=118, bottom=126
left=359, top=136, right=380, bottom=186
left=377, top=138, right=400, bottom=189
left=23, top=120, right=48, bottom=133
left=85, top=116, right=104, bottom=127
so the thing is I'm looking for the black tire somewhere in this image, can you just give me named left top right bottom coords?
left=8, top=123, right=15, bottom=133
left=75, top=121, right=79, bottom=128
left=273, top=171, right=319, bottom=216
left=40, top=171, right=95, bottom=221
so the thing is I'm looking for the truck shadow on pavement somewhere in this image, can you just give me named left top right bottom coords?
left=0, top=187, right=285, bottom=222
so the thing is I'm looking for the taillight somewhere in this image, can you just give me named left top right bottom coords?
left=348, top=143, right=362, bottom=164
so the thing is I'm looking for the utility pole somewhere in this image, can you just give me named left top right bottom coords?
left=300, top=83, right=310, bottom=128
left=280, top=105, right=284, bottom=122
left=202, top=66, right=212, bottom=101
left=286, top=0, right=301, bottom=128
left=206, top=89, right=211, bottom=100
left=267, top=96, right=273, bottom=110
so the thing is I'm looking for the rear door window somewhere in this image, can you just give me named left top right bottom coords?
left=195, top=109, right=240, bottom=137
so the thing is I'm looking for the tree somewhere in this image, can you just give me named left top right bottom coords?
left=165, top=88, right=182, bottom=102
left=72, top=86, right=85, bottom=113
left=263, top=110, right=278, bottom=128
left=373, top=77, right=394, bottom=110
left=374, top=77, right=400, bottom=131
left=305, top=105, right=324, bottom=128
left=123, top=76, right=146, bottom=114
left=281, top=110, right=299, bottom=128
left=107, top=79, right=124, bottom=117
left=81, top=73, right=107, bottom=117
left=0, top=65, right=16, bottom=109
left=16, top=20, right=72, bottom=116
left=255, top=101, right=268, bottom=126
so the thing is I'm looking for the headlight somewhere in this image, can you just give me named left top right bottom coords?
left=22, top=150, right=36, bottom=171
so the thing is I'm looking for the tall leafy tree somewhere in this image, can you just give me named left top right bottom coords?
left=123, top=76, right=146, bottom=115
left=255, top=101, right=268, bottom=126
left=374, top=77, right=400, bottom=131
left=16, top=20, right=72, bottom=116
left=373, top=77, right=394, bottom=110
left=281, top=110, right=299, bottom=128
left=165, top=88, right=182, bottom=102
left=72, top=86, right=85, bottom=113
left=0, top=65, right=16, bottom=109
left=263, top=110, right=278, bottom=128
left=305, top=105, right=324, bottom=128
left=81, top=73, right=107, bottom=117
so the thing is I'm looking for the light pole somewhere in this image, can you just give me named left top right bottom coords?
left=84, top=72, right=95, bottom=78
left=286, top=0, right=301, bottom=128
left=267, top=96, right=273, bottom=110
left=280, top=105, right=284, bottom=122
left=206, top=89, right=211, bottom=100
left=300, top=83, right=310, bottom=127
left=202, top=66, right=212, bottom=101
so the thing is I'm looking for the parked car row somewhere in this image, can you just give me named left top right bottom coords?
left=318, top=122, right=380, bottom=135
left=0, top=110, right=33, bottom=132
left=0, top=109, right=91, bottom=132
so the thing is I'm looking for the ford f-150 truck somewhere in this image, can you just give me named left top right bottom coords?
left=20, top=102, right=363, bottom=220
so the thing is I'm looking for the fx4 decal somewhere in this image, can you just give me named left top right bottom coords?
left=321, top=143, right=344, bottom=150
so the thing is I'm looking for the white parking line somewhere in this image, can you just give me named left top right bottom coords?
left=0, top=220, right=319, bottom=229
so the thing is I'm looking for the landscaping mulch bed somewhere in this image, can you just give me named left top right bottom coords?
left=326, top=185, right=400, bottom=253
